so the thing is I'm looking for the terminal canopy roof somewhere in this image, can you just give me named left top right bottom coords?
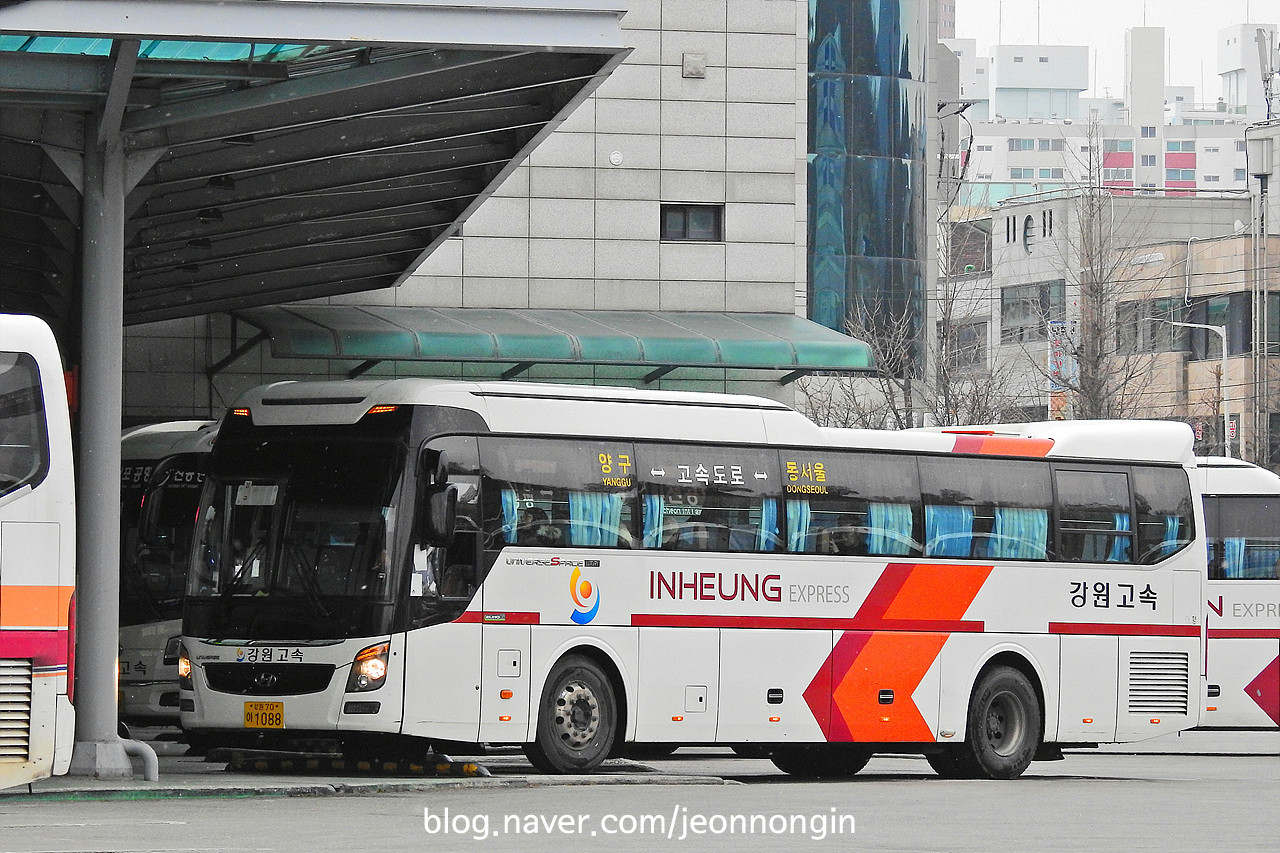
left=233, top=305, right=876, bottom=384
left=0, top=0, right=629, bottom=343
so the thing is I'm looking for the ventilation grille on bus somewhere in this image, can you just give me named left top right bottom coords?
left=1127, top=650, right=1190, bottom=715
left=0, top=660, right=33, bottom=763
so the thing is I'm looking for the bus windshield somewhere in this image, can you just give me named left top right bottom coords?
left=186, top=437, right=406, bottom=640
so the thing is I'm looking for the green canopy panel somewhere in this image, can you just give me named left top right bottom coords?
left=232, top=305, right=874, bottom=383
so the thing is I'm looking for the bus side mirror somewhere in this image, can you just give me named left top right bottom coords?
left=416, top=447, right=455, bottom=545
left=423, top=485, right=458, bottom=546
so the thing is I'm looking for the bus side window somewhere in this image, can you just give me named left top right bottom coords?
left=478, top=437, right=637, bottom=550
left=918, top=457, right=1050, bottom=561
left=1132, top=466, right=1194, bottom=564
left=1055, top=469, right=1133, bottom=563
left=0, top=352, right=49, bottom=497
left=783, top=451, right=921, bottom=557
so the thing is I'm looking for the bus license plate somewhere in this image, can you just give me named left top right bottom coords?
left=244, top=701, right=284, bottom=729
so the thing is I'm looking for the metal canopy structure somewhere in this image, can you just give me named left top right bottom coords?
left=0, top=0, right=629, bottom=780
left=0, top=0, right=629, bottom=340
left=234, top=305, right=875, bottom=384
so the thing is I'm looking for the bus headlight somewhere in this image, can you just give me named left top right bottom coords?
left=177, top=643, right=192, bottom=690
left=346, top=642, right=389, bottom=693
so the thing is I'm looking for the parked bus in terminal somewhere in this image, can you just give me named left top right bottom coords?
left=0, top=314, right=75, bottom=789
left=1196, top=456, right=1280, bottom=729
left=118, top=421, right=216, bottom=725
left=180, top=381, right=1205, bottom=779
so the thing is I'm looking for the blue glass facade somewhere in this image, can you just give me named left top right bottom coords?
left=808, top=0, right=928, bottom=354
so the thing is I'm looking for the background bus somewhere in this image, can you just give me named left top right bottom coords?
left=0, top=314, right=75, bottom=789
left=180, top=380, right=1204, bottom=780
left=118, top=421, right=216, bottom=726
left=1196, top=456, right=1280, bottom=729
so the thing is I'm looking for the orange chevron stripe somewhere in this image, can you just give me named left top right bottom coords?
left=881, top=563, right=992, bottom=623
left=0, top=585, right=74, bottom=629
left=831, top=631, right=948, bottom=742
left=809, top=562, right=994, bottom=742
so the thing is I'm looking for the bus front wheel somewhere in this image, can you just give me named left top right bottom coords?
left=524, top=655, right=617, bottom=774
left=959, top=665, right=1041, bottom=779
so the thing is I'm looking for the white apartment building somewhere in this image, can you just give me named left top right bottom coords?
left=948, top=26, right=1268, bottom=208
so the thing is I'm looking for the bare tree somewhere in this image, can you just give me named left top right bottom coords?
left=797, top=212, right=1025, bottom=429
left=1005, top=116, right=1184, bottom=421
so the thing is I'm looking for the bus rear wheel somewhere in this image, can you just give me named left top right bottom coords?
left=958, top=665, right=1041, bottom=779
left=769, top=744, right=871, bottom=778
left=524, top=655, right=617, bottom=774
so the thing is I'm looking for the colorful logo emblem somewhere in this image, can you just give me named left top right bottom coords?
left=569, top=566, right=600, bottom=625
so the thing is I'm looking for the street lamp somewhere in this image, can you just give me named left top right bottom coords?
left=1150, top=318, right=1230, bottom=457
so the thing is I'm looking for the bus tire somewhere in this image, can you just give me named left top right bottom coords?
left=959, top=665, right=1041, bottom=779
left=769, top=744, right=871, bottom=778
left=524, top=655, right=617, bottom=774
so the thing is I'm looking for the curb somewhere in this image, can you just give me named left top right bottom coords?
left=6, top=773, right=738, bottom=802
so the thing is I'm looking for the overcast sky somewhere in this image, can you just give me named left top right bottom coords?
left=954, top=0, right=1275, bottom=100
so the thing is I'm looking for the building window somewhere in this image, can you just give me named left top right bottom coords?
left=1007, top=138, right=1035, bottom=151
left=1118, top=299, right=1187, bottom=353
left=1102, top=138, right=1134, bottom=154
left=661, top=204, right=723, bottom=242
left=1013, top=56, right=1024, bottom=62
left=1237, top=140, right=1247, bottom=152
left=975, top=144, right=993, bottom=151
left=1187, top=293, right=1251, bottom=358
left=1103, top=168, right=1133, bottom=181
left=1141, top=154, right=1157, bottom=167
left=1001, top=280, right=1065, bottom=343
left=1235, top=168, right=1248, bottom=181
left=1165, top=140, right=1195, bottom=152
left=1038, top=168, right=1064, bottom=179
left=1165, top=169, right=1195, bottom=182
left=1038, top=56, right=1049, bottom=63
left=943, top=321, right=988, bottom=369
left=976, top=67, right=985, bottom=74
left=1203, top=175, right=1220, bottom=182
left=1037, top=138, right=1065, bottom=151
left=1141, top=126, right=1156, bottom=138
left=1010, top=167, right=1035, bottom=180
left=1204, top=146, right=1220, bottom=153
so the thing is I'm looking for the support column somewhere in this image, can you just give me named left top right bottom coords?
left=68, top=127, right=133, bottom=779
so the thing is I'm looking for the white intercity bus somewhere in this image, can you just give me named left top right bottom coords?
left=180, top=380, right=1205, bottom=779
left=1195, top=456, right=1280, bottom=729
left=118, top=421, right=216, bottom=725
left=0, top=314, right=75, bottom=789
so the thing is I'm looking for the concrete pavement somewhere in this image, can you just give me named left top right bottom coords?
left=4, top=729, right=1274, bottom=801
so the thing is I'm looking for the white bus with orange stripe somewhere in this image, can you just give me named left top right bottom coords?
left=0, top=314, right=75, bottom=789
left=179, top=381, right=1205, bottom=779
left=1195, top=457, right=1279, bottom=729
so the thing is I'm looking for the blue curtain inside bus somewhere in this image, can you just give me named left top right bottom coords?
left=786, top=500, right=811, bottom=551
left=867, top=502, right=913, bottom=555
left=1108, top=513, right=1131, bottom=562
left=925, top=504, right=973, bottom=557
left=1223, top=537, right=1247, bottom=577
left=642, top=494, right=665, bottom=548
left=757, top=499, right=779, bottom=551
left=1161, top=515, right=1181, bottom=557
left=500, top=488, right=519, bottom=543
left=990, top=507, right=1048, bottom=559
left=568, top=491, right=623, bottom=547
